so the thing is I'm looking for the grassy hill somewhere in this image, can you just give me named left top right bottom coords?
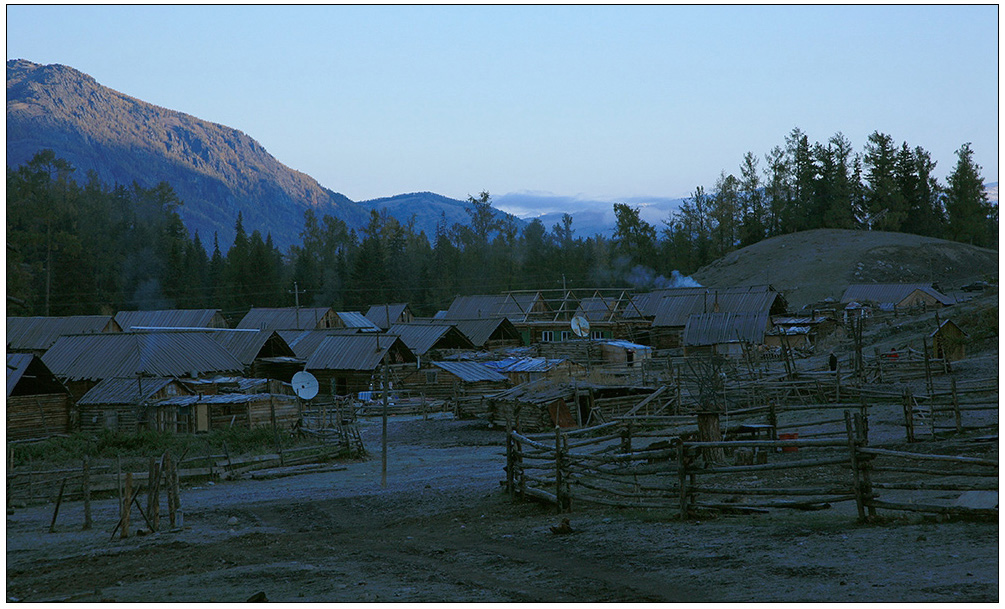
left=693, top=228, right=999, bottom=310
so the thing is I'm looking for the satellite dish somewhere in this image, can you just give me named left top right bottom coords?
left=292, top=371, right=319, bottom=400
left=571, top=315, right=590, bottom=338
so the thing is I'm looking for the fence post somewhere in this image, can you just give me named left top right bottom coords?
left=82, top=457, right=92, bottom=530
left=121, top=472, right=132, bottom=539
left=505, top=420, right=514, bottom=501
left=147, top=456, right=159, bottom=533
left=677, top=440, right=689, bottom=519
left=922, top=336, right=934, bottom=395
left=951, top=378, right=962, bottom=433
left=844, top=411, right=866, bottom=521
left=49, top=478, right=67, bottom=533
left=554, top=426, right=564, bottom=514
left=902, top=388, right=916, bottom=443
left=854, top=412, right=876, bottom=518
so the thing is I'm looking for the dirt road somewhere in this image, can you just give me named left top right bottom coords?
left=6, top=414, right=998, bottom=602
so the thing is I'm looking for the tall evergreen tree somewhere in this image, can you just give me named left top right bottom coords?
left=945, top=142, right=996, bottom=248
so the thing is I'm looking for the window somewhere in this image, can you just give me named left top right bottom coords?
left=560, top=330, right=571, bottom=341
left=425, top=370, right=438, bottom=384
left=540, top=330, right=554, bottom=342
left=591, top=330, right=605, bottom=340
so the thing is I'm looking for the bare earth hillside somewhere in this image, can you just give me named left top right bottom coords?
left=693, top=229, right=999, bottom=310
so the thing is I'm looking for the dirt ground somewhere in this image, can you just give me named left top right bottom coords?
left=6, top=410, right=999, bottom=603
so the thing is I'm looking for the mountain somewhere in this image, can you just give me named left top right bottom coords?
left=6, top=59, right=369, bottom=251
left=357, top=191, right=522, bottom=238
left=493, top=192, right=687, bottom=238
left=693, top=228, right=999, bottom=310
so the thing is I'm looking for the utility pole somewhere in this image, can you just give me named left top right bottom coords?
left=381, top=353, right=389, bottom=488
left=289, top=282, right=303, bottom=328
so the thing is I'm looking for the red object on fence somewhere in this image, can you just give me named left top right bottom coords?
left=779, top=432, right=799, bottom=452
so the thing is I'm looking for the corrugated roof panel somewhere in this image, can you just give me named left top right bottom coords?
left=484, top=357, right=567, bottom=373
left=6, top=353, right=33, bottom=397
left=364, top=303, right=410, bottom=329
left=431, top=361, right=509, bottom=383
left=683, top=312, right=772, bottom=346
left=114, top=309, right=226, bottom=330
left=77, top=377, right=182, bottom=405
left=7, top=315, right=119, bottom=351
left=305, top=335, right=411, bottom=371
left=337, top=311, right=381, bottom=330
left=237, top=307, right=336, bottom=331
left=388, top=324, right=474, bottom=355
left=41, top=333, right=244, bottom=382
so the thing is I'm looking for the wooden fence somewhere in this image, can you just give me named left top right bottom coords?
left=504, top=412, right=997, bottom=521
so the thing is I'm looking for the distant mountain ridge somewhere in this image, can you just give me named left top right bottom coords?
left=7, top=59, right=368, bottom=251
left=358, top=191, right=520, bottom=237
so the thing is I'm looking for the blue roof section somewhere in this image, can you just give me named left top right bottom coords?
left=431, top=361, right=508, bottom=383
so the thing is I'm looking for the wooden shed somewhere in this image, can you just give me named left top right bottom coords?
left=76, top=376, right=194, bottom=434
left=237, top=307, right=341, bottom=331
left=305, top=334, right=417, bottom=397
left=156, top=392, right=300, bottom=433
left=365, top=303, right=415, bottom=330
left=841, top=284, right=954, bottom=312
left=6, top=315, right=122, bottom=356
left=400, top=361, right=510, bottom=401
left=931, top=319, right=969, bottom=362
left=6, top=353, right=72, bottom=441
left=114, top=308, right=229, bottom=331
left=683, top=311, right=773, bottom=358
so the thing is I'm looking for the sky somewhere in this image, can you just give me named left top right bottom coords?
left=5, top=4, right=1000, bottom=205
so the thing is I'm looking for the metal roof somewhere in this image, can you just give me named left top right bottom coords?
left=209, top=330, right=295, bottom=365
left=406, top=317, right=520, bottom=348
left=280, top=329, right=362, bottom=359
left=683, top=312, right=772, bottom=346
left=626, top=286, right=783, bottom=327
left=337, top=311, right=382, bottom=331
left=157, top=393, right=286, bottom=407
left=77, top=376, right=187, bottom=405
left=364, top=303, right=411, bottom=329
left=841, top=284, right=954, bottom=307
left=41, top=332, right=244, bottom=382
left=431, top=361, right=509, bottom=383
left=484, top=357, right=568, bottom=374
left=115, top=309, right=227, bottom=330
left=305, top=334, right=415, bottom=371
left=443, top=293, right=545, bottom=322
left=387, top=324, right=474, bottom=355
left=600, top=339, right=653, bottom=352
left=7, top=315, right=120, bottom=351
left=237, top=307, right=336, bottom=331
left=7, top=353, right=68, bottom=398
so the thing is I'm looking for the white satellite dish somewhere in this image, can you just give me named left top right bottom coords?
left=571, top=315, right=590, bottom=338
left=292, top=371, right=319, bottom=400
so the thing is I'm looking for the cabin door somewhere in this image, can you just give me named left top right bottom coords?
left=195, top=403, right=210, bottom=432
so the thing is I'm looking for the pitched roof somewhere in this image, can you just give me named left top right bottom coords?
left=41, top=332, right=244, bottom=382
left=77, top=377, right=189, bottom=405
left=408, top=317, right=521, bottom=347
left=387, top=323, right=474, bottom=355
left=114, top=309, right=227, bottom=330
left=237, top=307, right=336, bottom=331
left=305, top=335, right=415, bottom=371
left=7, top=315, right=120, bottom=351
left=627, top=286, right=784, bottom=327
left=484, top=357, right=568, bottom=374
left=683, top=311, right=772, bottom=346
left=431, top=361, right=508, bottom=383
left=279, top=329, right=362, bottom=359
left=365, top=303, right=411, bottom=329
left=336, top=311, right=382, bottom=331
left=841, top=284, right=954, bottom=307
left=209, top=329, right=295, bottom=365
left=443, top=293, right=545, bottom=322
left=7, top=353, right=67, bottom=397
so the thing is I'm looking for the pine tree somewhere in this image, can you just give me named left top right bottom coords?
left=945, top=143, right=996, bottom=248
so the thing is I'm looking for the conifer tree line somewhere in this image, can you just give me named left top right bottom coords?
left=6, top=130, right=996, bottom=320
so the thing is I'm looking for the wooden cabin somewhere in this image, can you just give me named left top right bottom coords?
left=6, top=315, right=121, bottom=356
left=305, top=334, right=417, bottom=398
left=114, top=308, right=229, bottom=331
left=400, top=361, right=510, bottom=401
left=6, top=353, right=72, bottom=441
left=931, top=319, right=969, bottom=362
left=683, top=311, right=773, bottom=358
left=76, top=377, right=194, bottom=434
left=365, top=303, right=415, bottom=330
left=237, top=307, right=341, bottom=331
left=841, top=284, right=954, bottom=313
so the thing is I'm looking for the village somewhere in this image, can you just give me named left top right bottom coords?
left=6, top=279, right=999, bottom=602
